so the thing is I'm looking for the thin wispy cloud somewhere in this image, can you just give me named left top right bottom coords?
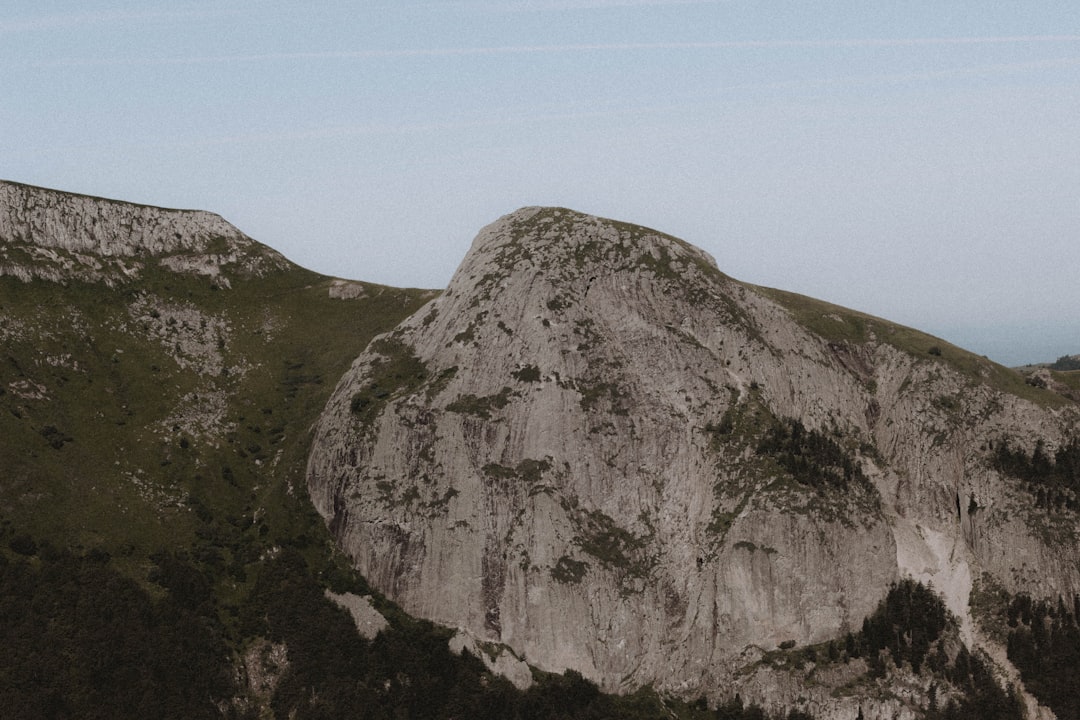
left=13, top=106, right=635, bottom=156
left=32, top=35, right=1080, bottom=69
left=847, top=55, right=1080, bottom=85
left=17, top=49, right=1080, bottom=159
left=0, top=7, right=232, bottom=34
left=436, top=0, right=730, bottom=10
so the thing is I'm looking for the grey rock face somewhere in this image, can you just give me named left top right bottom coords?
left=0, top=180, right=287, bottom=284
left=323, top=590, right=389, bottom=640
left=308, top=207, right=1079, bottom=709
left=448, top=629, right=534, bottom=690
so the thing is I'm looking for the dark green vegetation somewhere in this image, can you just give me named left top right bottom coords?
left=0, top=253, right=438, bottom=715
left=866, top=582, right=1025, bottom=720
left=1003, top=594, right=1080, bottom=720
left=0, top=531, right=808, bottom=720
left=234, top=546, right=711, bottom=720
left=348, top=336, right=430, bottom=431
left=859, top=581, right=1022, bottom=720
left=756, top=418, right=873, bottom=495
left=446, top=386, right=515, bottom=419
left=992, top=437, right=1080, bottom=511
left=856, top=579, right=949, bottom=675
left=972, top=576, right=1080, bottom=720
left=0, top=544, right=231, bottom=719
left=551, top=554, right=589, bottom=583
left=0, top=261, right=430, bottom=560
left=483, top=457, right=552, bottom=485
left=512, top=363, right=542, bottom=383
left=759, top=580, right=1023, bottom=720
left=573, top=508, right=651, bottom=578
left=1050, top=355, right=1080, bottom=371
left=705, top=390, right=880, bottom=532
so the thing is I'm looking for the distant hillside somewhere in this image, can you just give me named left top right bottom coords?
left=1049, top=355, right=1080, bottom=371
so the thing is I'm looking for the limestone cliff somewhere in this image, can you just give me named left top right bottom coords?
left=308, top=207, right=1079, bottom=715
left=0, top=179, right=288, bottom=285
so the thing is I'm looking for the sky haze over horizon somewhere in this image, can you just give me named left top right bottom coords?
left=3, top=1, right=1079, bottom=366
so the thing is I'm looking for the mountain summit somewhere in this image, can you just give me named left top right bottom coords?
left=309, top=206, right=1077, bottom=716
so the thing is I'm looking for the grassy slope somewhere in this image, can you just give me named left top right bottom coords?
left=755, top=284, right=1067, bottom=407
left=0, top=258, right=433, bottom=594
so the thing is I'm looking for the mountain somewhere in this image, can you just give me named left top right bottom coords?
left=0, top=179, right=435, bottom=556
left=0, top=179, right=289, bottom=285
left=1, top=180, right=795, bottom=720
left=3, top=182, right=1079, bottom=719
left=309, top=206, right=1080, bottom=718
left=0, top=180, right=498, bottom=719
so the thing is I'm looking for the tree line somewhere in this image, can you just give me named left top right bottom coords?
left=992, top=437, right=1080, bottom=512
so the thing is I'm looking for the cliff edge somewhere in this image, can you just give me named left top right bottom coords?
left=0, top=180, right=288, bottom=285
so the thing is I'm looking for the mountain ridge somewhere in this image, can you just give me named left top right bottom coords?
left=0, top=179, right=290, bottom=287
left=2, top=182, right=1078, bottom=718
left=309, top=205, right=1077, bottom=718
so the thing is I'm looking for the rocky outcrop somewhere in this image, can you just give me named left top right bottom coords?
left=324, top=590, right=389, bottom=640
left=0, top=180, right=288, bottom=285
left=308, top=207, right=1079, bottom=714
left=448, top=630, right=534, bottom=690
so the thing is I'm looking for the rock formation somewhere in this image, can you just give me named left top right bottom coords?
left=308, top=207, right=1079, bottom=714
left=0, top=179, right=288, bottom=285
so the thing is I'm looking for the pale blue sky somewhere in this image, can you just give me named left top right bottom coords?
left=3, top=1, right=1079, bottom=365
